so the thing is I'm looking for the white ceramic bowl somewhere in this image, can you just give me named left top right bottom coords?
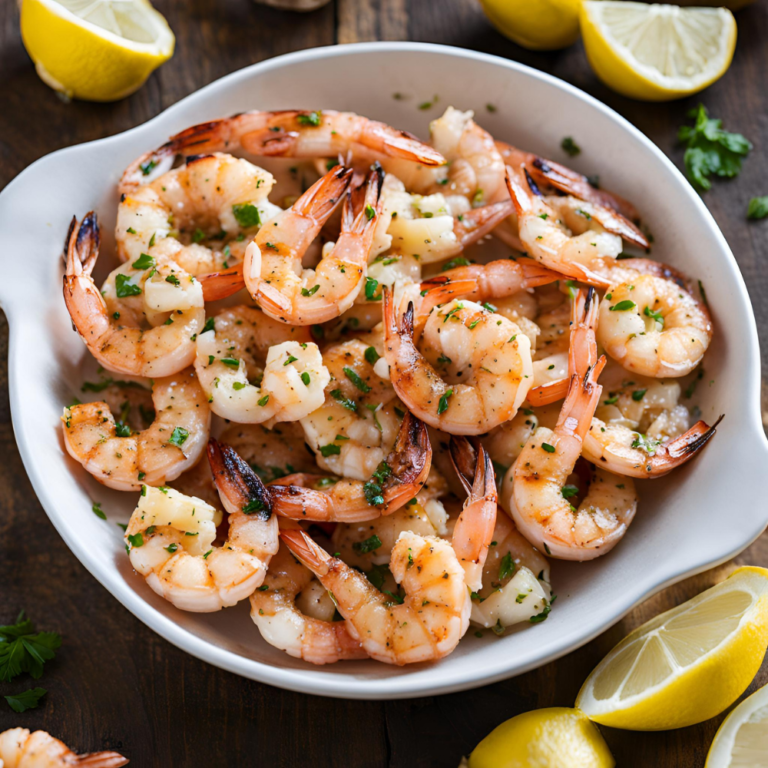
left=1, top=43, right=766, bottom=700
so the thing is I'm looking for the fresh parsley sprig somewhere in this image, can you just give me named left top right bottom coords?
left=678, top=104, right=752, bottom=191
left=0, top=611, right=61, bottom=683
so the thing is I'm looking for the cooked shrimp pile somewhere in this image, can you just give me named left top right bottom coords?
left=61, top=108, right=720, bottom=666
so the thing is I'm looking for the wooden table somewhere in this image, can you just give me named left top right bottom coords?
left=1, top=1, right=767, bottom=764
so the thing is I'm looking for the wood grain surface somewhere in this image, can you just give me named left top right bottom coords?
left=1, top=0, right=767, bottom=765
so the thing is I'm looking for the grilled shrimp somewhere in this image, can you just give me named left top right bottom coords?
left=505, top=165, right=635, bottom=288
left=505, top=356, right=639, bottom=561
left=0, top=729, right=128, bottom=768
left=241, top=165, right=383, bottom=325
left=300, top=337, right=400, bottom=481
left=280, top=524, right=471, bottom=665
left=63, top=214, right=204, bottom=377
left=598, top=274, right=712, bottom=378
left=62, top=368, right=210, bottom=491
left=120, top=109, right=445, bottom=194
left=126, top=440, right=277, bottom=612
left=583, top=415, right=722, bottom=479
left=249, top=537, right=368, bottom=665
left=269, top=411, right=431, bottom=522
left=383, top=107, right=506, bottom=204
left=116, top=152, right=279, bottom=273
left=469, top=508, right=552, bottom=632
left=194, top=306, right=327, bottom=423
left=383, top=289, right=533, bottom=435
left=448, top=436, right=498, bottom=592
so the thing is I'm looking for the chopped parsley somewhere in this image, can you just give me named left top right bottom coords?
left=232, top=203, right=262, bottom=229
left=643, top=305, right=665, bottom=326
left=364, top=346, right=380, bottom=365
left=437, top=388, right=453, bottom=415
left=343, top=367, right=371, bottom=393
left=331, top=389, right=357, bottom=412
left=353, top=534, right=382, bottom=555
left=561, top=137, right=581, bottom=157
left=168, top=427, right=189, bottom=447
left=364, top=277, right=381, bottom=301
left=114, top=273, right=142, bottom=298
left=296, top=111, right=322, bottom=126
left=609, top=300, right=636, bottom=312
left=499, top=552, right=515, bottom=582
left=91, top=502, right=106, bottom=520
left=132, top=253, right=155, bottom=270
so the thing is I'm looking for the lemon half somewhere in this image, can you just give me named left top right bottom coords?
left=706, top=681, right=768, bottom=767
left=20, top=0, right=175, bottom=102
left=580, top=1, right=737, bottom=101
left=577, top=567, right=768, bottom=731
left=478, top=0, right=582, bottom=51
left=467, top=707, right=614, bottom=768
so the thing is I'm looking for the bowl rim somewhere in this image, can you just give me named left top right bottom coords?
left=3, top=40, right=767, bottom=700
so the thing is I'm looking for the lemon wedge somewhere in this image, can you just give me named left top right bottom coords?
left=20, top=0, right=175, bottom=102
left=466, top=707, right=614, bottom=768
left=580, top=1, right=737, bottom=101
left=577, top=567, right=768, bottom=731
left=706, top=681, right=768, bottom=767
left=477, top=0, right=582, bottom=51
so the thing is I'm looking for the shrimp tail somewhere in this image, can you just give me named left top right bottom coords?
left=449, top=435, right=481, bottom=495
left=416, top=280, right=478, bottom=325
left=66, top=211, right=100, bottom=277
left=208, top=438, right=273, bottom=521
left=73, top=753, right=131, bottom=767
left=199, top=262, right=245, bottom=302
left=450, top=438, right=497, bottom=591
left=527, top=286, right=599, bottom=407
left=280, top=528, right=332, bottom=576
left=528, top=156, right=644, bottom=234
left=381, top=410, right=432, bottom=512
left=652, top=414, right=724, bottom=473
left=557, top=355, right=607, bottom=438
left=344, top=162, right=385, bottom=234
left=453, top=200, right=515, bottom=247
left=119, top=143, right=177, bottom=194
left=293, top=165, right=355, bottom=224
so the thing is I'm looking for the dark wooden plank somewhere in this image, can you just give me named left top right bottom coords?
left=1, top=0, right=767, bottom=765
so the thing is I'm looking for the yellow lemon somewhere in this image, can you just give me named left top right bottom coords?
left=577, top=566, right=768, bottom=731
left=706, top=680, right=768, bottom=767
left=580, top=1, right=737, bottom=101
left=467, top=707, right=614, bottom=768
left=478, top=0, right=582, bottom=51
left=20, top=0, right=174, bottom=102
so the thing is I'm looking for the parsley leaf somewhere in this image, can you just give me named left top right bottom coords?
left=0, top=612, right=61, bottom=683
left=747, top=196, right=768, bottom=220
left=561, top=137, right=581, bottom=157
left=353, top=534, right=383, bottom=554
left=5, top=687, right=46, bottom=713
left=232, top=203, right=261, bottom=229
left=678, top=105, right=752, bottom=191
